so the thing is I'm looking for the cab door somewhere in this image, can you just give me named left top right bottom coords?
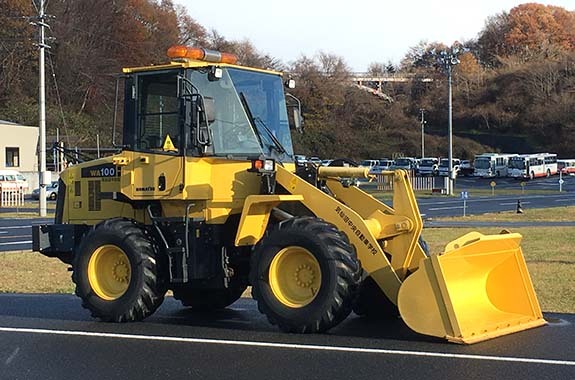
left=120, top=70, right=184, bottom=200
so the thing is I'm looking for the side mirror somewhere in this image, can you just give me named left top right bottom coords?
left=285, top=93, right=304, bottom=133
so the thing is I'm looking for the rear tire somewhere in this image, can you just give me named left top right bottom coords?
left=250, top=217, right=361, bottom=333
left=73, top=218, right=165, bottom=322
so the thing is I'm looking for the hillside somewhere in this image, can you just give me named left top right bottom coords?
left=1, top=1, right=574, bottom=160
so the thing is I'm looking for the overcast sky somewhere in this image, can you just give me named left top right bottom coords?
left=174, top=1, right=574, bottom=72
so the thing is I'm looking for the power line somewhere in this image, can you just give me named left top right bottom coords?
left=46, top=52, right=70, bottom=146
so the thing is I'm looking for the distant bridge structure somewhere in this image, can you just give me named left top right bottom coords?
left=350, top=72, right=433, bottom=102
left=350, top=72, right=434, bottom=84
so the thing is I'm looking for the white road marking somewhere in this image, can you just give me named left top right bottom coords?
left=0, top=327, right=573, bottom=367
left=0, top=240, right=32, bottom=246
left=499, top=202, right=531, bottom=206
left=0, top=225, right=32, bottom=230
left=428, top=206, right=464, bottom=211
left=554, top=199, right=575, bottom=202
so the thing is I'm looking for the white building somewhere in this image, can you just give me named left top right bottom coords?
left=0, top=120, right=39, bottom=192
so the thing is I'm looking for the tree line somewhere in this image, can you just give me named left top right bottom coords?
left=1, top=1, right=574, bottom=160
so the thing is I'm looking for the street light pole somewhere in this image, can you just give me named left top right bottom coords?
left=420, top=109, right=426, bottom=158
left=447, top=64, right=453, bottom=195
left=440, top=49, right=459, bottom=195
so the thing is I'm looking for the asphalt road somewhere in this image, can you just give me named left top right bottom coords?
left=0, top=294, right=573, bottom=380
left=0, top=218, right=52, bottom=252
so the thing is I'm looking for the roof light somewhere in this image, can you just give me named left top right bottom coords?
left=167, top=45, right=238, bottom=65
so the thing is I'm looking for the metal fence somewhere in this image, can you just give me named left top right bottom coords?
left=376, top=172, right=446, bottom=192
left=0, top=185, right=25, bottom=207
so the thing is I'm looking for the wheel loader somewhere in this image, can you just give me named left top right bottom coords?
left=32, top=45, right=546, bottom=344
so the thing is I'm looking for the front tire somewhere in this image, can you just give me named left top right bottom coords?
left=250, top=217, right=361, bottom=333
left=73, top=218, right=166, bottom=322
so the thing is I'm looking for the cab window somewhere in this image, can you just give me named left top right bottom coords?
left=135, top=72, right=181, bottom=153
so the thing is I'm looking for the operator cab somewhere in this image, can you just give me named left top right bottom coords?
left=121, top=47, right=298, bottom=164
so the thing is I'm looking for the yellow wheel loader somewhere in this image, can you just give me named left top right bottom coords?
left=32, top=46, right=546, bottom=343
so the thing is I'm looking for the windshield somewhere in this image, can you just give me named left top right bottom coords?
left=190, top=68, right=293, bottom=160
left=474, top=158, right=491, bottom=169
left=395, top=159, right=412, bottom=166
left=509, top=158, right=526, bottom=170
left=420, top=159, right=436, bottom=166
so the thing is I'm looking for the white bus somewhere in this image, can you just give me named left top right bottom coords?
left=438, top=158, right=460, bottom=177
left=508, top=153, right=558, bottom=179
left=473, top=153, right=517, bottom=178
left=558, top=159, right=575, bottom=175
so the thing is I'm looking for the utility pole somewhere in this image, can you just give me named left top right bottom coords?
left=439, top=49, right=460, bottom=196
left=420, top=109, right=426, bottom=158
left=36, top=0, right=49, bottom=217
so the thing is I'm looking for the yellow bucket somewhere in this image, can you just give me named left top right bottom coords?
left=398, top=232, right=547, bottom=344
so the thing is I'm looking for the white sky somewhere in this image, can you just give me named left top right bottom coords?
left=174, top=0, right=575, bottom=72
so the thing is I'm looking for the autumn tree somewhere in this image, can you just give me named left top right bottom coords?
left=477, top=4, right=575, bottom=65
left=0, top=0, right=37, bottom=101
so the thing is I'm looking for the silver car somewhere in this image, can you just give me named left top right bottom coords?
left=31, top=181, right=59, bottom=201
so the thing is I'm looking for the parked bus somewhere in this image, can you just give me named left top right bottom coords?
left=473, top=153, right=517, bottom=178
left=508, top=153, right=558, bottom=179
left=438, top=158, right=461, bottom=177
left=558, top=159, right=575, bottom=175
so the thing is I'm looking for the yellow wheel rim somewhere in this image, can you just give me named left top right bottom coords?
left=269, top=246, right=322, bottom=308
left=88, top=245, right=131, bottom=301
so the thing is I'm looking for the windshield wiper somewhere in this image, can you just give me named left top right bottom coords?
left=239, top=92, right=265, bottom=149
left=239, top=92, right=287, bottom=155
left=253, top=116, right=287, bottom=155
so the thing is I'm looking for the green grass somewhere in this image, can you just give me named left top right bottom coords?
left=435, top=205, right=575, bottom=222
left=0, top=251, right=74, bottom=294
left=0, top=201, right=56, bottom=218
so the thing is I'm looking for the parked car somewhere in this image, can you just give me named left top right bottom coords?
left=391, top=157, right=418, bottom=171
left=438, top=158, right=461, bottom=177
left=417, top=157, right=439, bottom=176
left=294, top=155, right=307, bottom=165
left=0, top=169, right=28, bottom=192
left=459, top=160, right=474, bottom=176
left=308, top=157, right=322, bottom=166
left=369, top=159, right=394, bottom=174
left=31, top=181, right=59, bottom=201
left=359, top=159, right=379, bottom=169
